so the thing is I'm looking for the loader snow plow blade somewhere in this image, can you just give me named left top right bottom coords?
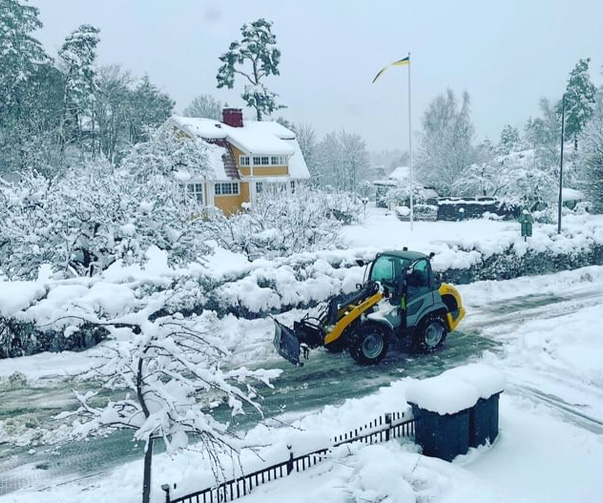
left=273, top=319, right=303, bottom=366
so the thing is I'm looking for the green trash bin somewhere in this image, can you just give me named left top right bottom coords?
left=406, top=374, right=480, bottom=461
left=442, top=365, right=505, bottom=448
left=469, top=393, right=501, bottom=447
left=410, top=404, right=471, bottom=461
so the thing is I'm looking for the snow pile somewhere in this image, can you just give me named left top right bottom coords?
left=0, top=281, right=46, bottom=317
left=406, top=375, right=478, bottom=414
left=406, top=365, right=505, bottom=414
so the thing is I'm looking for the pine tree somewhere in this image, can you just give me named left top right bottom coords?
left=128, top=74, right=175, bottom=143
left=216, top=18, right=284, bottom=120
left=0, top=0, right=47, bottom=115
left=498, top=124, right=521, bottom=154
left=0, top=0, right=55, bottom=174
left=580, top=99, right=603, bottom=212
left=558, top=58, right=597, bottom=148
left=58, top=24, right=101, bottom=150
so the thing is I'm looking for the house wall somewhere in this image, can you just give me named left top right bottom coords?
left=231, top=145, right=289, bottom=178
left=214, top=182, right=250, bottom=215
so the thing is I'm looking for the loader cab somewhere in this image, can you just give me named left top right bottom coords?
left=368, top=251, right=433, bottom=289
left=368, top=251, right=438, bottom=329
left=368, top=253, right=410, bottom=299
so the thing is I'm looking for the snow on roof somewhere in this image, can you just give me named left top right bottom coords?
left=206, top=143, right=231, bottom=181
left=243, top=120, right=296, bottom=140
left=562, top=188, right=584, bottom=201
left=285, top=138, right=311, bottom=179
left=389, top=166, right=410, bottom=181
left=171, top=116, right=227, bottom=140
left=227, top=126, right=295, bottom=155
left=170, top=116, right=296, bottom=156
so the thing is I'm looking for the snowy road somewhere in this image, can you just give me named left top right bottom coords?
left=1, top=266, right=603, bottom=496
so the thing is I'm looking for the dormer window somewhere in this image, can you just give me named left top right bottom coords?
left=241, top=155, right=288, bottom=168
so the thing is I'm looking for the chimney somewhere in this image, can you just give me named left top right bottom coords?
left=222, top=108, right=243, bottom=128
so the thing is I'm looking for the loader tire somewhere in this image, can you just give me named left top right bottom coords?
left=349, top=323, right=389, bottom=365
left=412, top=313, right=448, bottom=353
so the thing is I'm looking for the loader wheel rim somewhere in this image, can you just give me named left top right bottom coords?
left=424, top=322, right=444, bottom=348
left=362, top=333, right=384, bottom=359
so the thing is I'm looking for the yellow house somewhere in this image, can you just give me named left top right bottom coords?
left=166, top=109, right=311, bottom=215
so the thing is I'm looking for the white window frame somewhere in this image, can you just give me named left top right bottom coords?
left=248, top=155, right=289, bottom=167
left=215, top=182, right=240, bottom=196
left=182, top=182, right=204, bottom=204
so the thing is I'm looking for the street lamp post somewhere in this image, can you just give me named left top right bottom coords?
left=557, top=94, right=566, bottom=235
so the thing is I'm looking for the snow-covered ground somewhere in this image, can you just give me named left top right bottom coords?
left=1, top=209, right=603, bottom=502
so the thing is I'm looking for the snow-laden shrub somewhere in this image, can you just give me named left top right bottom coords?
left=0, top=157, right=210, bottom=279
left=385, top=183, right=429, bottom=208
left=201, top=187, right=353, bottom=260
left=323, top=190, right=364, bottom=224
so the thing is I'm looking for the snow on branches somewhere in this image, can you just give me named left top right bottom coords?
left=202, top=187, right=361, bottom=260
left=0, top=138, right=212, bottom=279
left=55, top=287, right=280, bottom=503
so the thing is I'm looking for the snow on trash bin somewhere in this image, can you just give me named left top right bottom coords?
left=406, top=365, right=505, bottom=461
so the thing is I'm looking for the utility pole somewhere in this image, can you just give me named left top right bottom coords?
left=558, top=94, right=565, bottom=235
left=407, top=52, right=414, bottom=231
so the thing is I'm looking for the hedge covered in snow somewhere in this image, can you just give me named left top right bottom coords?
left=2, top=215, right=603, bottom=358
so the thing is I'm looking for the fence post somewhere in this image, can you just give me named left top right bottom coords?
left=286, top=445, right=294, bottom=475
left=385, top=413, right=392, bottom=442
left=161, top=484, right=171, bottom=503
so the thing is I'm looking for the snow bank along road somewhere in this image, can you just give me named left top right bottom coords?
left=1, top=266, right=603, bottom=496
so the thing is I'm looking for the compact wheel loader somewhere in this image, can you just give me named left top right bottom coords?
left=273, top=249, right=465, bottom=366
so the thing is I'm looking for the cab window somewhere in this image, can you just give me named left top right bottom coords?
left=407, top=259, right=432, bottom=296
left=370, top=256, right=396, bottom=284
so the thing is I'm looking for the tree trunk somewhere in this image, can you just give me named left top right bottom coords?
left=142, top=437, right=153, bottom=503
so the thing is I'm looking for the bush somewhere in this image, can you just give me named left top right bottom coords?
left=201, top=187, right=351, bottom=260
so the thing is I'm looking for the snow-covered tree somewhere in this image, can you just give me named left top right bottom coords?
left=216, top=18, right=284, bottom=120
left=0, top=132, right=215, bottom=279
left=498, top=124, right=521, bottom=155
left=558, top=58, right=597, bottom=148
left=128, top=74, right=175, bottom=144
left=182, top=94, right=223, bottom=120
left=202, top=187, right=359, bottom=260
left=385, top=181, right=430, bottom=207
left=93, top=64, right=134, bottom=161
left=58, top=299, right=279, bottom=503
left=417, top=89, right=475, bottom=195
left=58, top=24, right=101, bottom=150
left=293, top=123, right=318, bottom=180
left=0, top=0, right=59, bottom=175
left=579, top=99, right=603, bottom=212
left=315, top=130, right=370, bottom=191
left=0, top=0, right=47, bottom=114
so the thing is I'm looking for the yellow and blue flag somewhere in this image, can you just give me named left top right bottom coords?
left=372, top=56, right=410, bottom=83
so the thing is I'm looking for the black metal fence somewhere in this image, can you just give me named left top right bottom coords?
left=332, top=410, right=414, bottom=447
left=165, top=411, right=415, bottom=503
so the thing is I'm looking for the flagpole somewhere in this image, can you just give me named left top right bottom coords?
left=407, top=52, right=413, bottom=231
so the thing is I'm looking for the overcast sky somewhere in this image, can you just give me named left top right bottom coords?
left=30, top=0, right=602, bottom=151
